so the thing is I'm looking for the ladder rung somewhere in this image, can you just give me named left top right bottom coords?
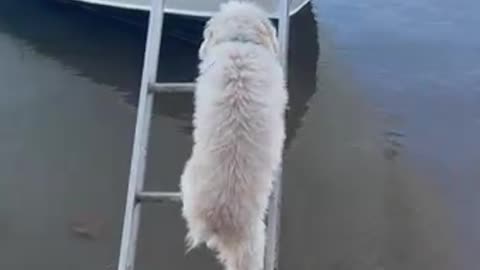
left=148, top=82, right=195, bottom=93
left=136, top=191, right=182, bottom=203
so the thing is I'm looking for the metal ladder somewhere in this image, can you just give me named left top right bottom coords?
left=117, top=0, right=291, bottom=269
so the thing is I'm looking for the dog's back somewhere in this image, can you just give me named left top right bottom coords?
left=194, top=43, right=286, bottom=174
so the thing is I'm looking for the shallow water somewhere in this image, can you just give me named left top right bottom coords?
left=0, top=0, right=479, bottom=269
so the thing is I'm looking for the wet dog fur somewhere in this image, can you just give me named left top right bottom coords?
left=180, top=2, right=288, bottom=270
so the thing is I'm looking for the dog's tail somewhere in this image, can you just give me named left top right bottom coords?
left=207, top=221, right=265, bottom=270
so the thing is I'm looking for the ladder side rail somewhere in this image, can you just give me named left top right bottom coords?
left=264, top=0, right=291, bottom=269
left=117, top=1, right=167, bottom=270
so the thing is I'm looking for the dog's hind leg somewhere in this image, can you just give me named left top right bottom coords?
left=180, top=160, right=210, bottom=251
left=185, top=219, right=211, bottom=252
left=214, top=221, right=265, bottom=270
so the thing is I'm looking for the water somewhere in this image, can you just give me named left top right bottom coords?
left=0, top=0, right=479, bottom=269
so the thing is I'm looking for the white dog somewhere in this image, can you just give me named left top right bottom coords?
left=180, top=2, right=288, bottom=270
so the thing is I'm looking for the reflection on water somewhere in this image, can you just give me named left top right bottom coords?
left=0, top=0, right=479, bottom=269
